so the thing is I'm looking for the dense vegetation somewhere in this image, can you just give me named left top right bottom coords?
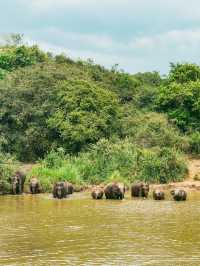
left=0, top=152, right=16, bottom=194
left=1, top=34, right=200, bottom=190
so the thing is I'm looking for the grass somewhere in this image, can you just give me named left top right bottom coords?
left=28, top=139, right=188, bottom=192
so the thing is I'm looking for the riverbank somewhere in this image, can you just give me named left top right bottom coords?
left=15, top=157, right=200, bottom=193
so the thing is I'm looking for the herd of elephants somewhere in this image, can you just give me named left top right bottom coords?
left=9, top=171, right=187, bottom=201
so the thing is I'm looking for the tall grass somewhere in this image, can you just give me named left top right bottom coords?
left=29, top=138, right=188, bottom=192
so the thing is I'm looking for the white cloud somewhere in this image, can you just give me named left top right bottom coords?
left=19, top=0, right=200, bottom=21
left=129, top=29, right=200, bottom=53
left=26, top=27, right=200, bottom=73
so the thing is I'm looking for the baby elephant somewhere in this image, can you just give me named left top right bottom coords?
left=131, top=182, right=149, bottom=198
left=91, top=186, right=104, bottom=199
left=10, top=171, right=26, bottom=195
left=153, top=189, right=165, bottom=200
left=104, top=182, right=125, bottom=200
left=171, top=189, right=187, bottom=201
left=29, top=177, right=41, bottom=194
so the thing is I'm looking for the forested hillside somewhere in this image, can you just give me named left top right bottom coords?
left=0, top=34, right=199, bottom=191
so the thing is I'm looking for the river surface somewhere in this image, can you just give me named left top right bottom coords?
left=0, top=192, right=200, bottom=266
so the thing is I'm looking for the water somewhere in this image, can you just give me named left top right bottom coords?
left=0, top=192, right=200, bottom=265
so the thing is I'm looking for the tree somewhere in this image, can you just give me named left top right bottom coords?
left=0, top=45, right=48, bottom=71
left=0, top=64, right=120, bottom=160
left=48, top=80, right=120, bottom=153
left=5, top=33, right=24, bottom=46
left=156, top=81, right=200, bottom=131
left=169, top=63, right=200, bottom=84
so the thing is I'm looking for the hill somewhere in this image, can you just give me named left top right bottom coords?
left=0, top=34, right=200, bottom=191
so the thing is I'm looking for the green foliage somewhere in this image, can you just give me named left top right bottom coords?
left=0, top=63, right=120, bottom=160
left=79, top=138, right=139, bottom=183
left=156, top=81, right=200, bottom=131
left=30, top=164, right=82, bottom=192
left=0, top=65, right=59, bottom=161
left=136, top=147, right=187, bottom=184
left=48, top=80, right=120, bottom=153
left=112, top=72, right=140, bottom=103
left=120, top=110, right=189, bottom=151
left=0, top=68, right=6, bottom=80
left=0, top=153, right=16, bottom=194
left=188, top=132, right=200, bottom=155
left=169, top=63, right=200, bottom=84
left=0, top=40, right=197, bottom=189
left=0, top=45, right=47, bottom=71
left=30, top=139, right=187, bottom=191
left=134, top=71, right=162, bottom=86
left=43, top=148, right=65, bottom=168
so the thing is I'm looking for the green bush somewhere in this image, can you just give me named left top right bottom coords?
left=29, top=139, right=188, bottom=191
left=0, top=153, right=16, bottom=194
left=0, top=64, right=120, bottom=160
left=156, top=81, right=200, bottom=131
left=188, top=132, right=200, bottom=155
left=169, top=63, right=200, bottom=84
left=136, top=147, right=187, bottom=184
left=43, top=148, right=65, bottom=169
left=0, top=45, right=47, bottom=71
left=120, top=111, right=189, bottom=151
left=48, top=80, right=120, bottom=153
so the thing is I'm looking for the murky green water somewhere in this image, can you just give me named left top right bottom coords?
left=0, top=192, right=200, bottom=266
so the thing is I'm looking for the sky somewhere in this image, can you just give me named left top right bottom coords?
left=1, top=0, right=200, bottom=74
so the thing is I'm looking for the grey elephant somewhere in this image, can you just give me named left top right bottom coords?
left=53, top=181, right=74, bottom=199
left=153, top=189, right=165, bottom=200
left=53, top=182, right=68, bottom=199
left=10, top=171, right=26, bottom=195
left=29, top=177, right=42, bottom=194
left=91, top=186, right=104, bottom=199
left=104, top=182, right=125, bottom=200
left=65, top=182, right=74, bottom=194
left=171, top=189, right=187, bottom=201
left=131, top=182, right=149, bottom=198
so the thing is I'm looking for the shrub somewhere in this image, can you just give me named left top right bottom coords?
left=0, top=153, right=16, bottom=194
left=29, top=139, right=188, bottom=191
left=136, top=147, right=187, bottom=184
left=48, top=80, right=120, bottom=153
left=29, top=164, right=82, bottom=192
left=120, top=111, right=189, bottom=151
left=188, top=132, right=200, bottom=155
left=169, top=63, right=200, bottom=84
left=0, top=45, right=47, bottom=71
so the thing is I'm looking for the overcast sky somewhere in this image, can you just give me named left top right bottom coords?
left=1, top=0, right=200, bottom=74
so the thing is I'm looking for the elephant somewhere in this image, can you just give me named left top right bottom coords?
left=104, top=182, right=125, bottom=200
left=171, top=189, right=187, bottom=201
left=53, top=182, right=68, bottom=199
left=29, top=177, right=41, bottom=194
left=131, top=182, right=149, bottom=198
left=65, top=182, right=74, bottom=195
left=153, top=189, right=165, bottom=200
left=10, top=171, right=26, bottom=195
left=91, top=186, right=104, bottom=199
left=53, top=181, right=74, bottom=199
